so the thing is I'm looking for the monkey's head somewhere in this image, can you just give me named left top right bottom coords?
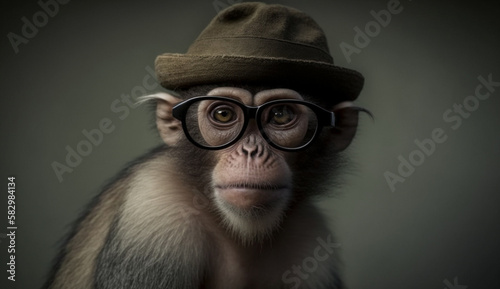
left=144, top=3, right=367, bottom=244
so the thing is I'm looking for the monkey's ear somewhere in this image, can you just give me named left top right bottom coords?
left=328, top=101, right=370, bottom=152
left=149, top=92, right=183, bottom=146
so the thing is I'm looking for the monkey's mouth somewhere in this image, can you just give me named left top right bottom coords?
left=214, top=183, right=290, bottom=211
left=217, top=183, right=287, bottom=190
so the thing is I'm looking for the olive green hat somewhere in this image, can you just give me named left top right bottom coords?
left=155, top=2, right=364, bottom=104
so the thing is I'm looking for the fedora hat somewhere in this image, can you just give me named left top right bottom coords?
left=155, top=2, right=364, bottom=104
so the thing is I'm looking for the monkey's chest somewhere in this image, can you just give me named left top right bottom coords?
left=206, top=246, right=290, bottom=289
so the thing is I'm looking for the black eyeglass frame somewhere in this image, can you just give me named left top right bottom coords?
left=172, top=96, right=336, bottom=152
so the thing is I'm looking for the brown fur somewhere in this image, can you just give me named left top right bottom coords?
left=44, top=86, right=365, bottom=288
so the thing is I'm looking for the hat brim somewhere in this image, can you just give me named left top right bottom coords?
left=155, top=53, right=364, bottom=105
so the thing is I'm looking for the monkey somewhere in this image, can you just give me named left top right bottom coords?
left=43, top=3, right=369, bottom=289
left=44, top=85, right=366, bottom=289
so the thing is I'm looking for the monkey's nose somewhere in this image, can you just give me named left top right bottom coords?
left=238, top=135, right=264, bottom=158
left=241, top=143, right=259, bottom=157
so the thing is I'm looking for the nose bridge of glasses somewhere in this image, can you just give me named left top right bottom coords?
left=244, top=106, right=258, bottom=120
left=237, top=105, right=261, bottom=136
left=240, top=116, right=263, bottom=142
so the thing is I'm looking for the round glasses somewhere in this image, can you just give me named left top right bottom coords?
left=172, top=96, right=335, bottom=151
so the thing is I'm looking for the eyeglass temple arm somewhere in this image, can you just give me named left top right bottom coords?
left=317, top=108, right=335, bottom=127
left=326, top=106, right=374, bottom=127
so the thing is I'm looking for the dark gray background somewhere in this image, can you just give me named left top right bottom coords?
left=1, top=0, right=499, bottom=288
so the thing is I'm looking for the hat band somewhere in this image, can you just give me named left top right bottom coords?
left=186, top=37, right=334, bottom=63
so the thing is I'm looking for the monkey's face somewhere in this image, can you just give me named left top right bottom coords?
left=201, top=88, right=300, bottom=242
left=155, top=86, right=358, bottom=243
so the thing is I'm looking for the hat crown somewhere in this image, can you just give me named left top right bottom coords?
left=187, top=2, right=334, bottom=63
left=155, top=2, right=364, bottom=103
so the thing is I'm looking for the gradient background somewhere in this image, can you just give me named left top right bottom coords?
left=1, top=0, right=499, bottom=288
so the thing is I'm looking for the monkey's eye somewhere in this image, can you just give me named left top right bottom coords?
left=269, top=105, right=295, bottom=125
left=212, top=107, right=235, bottom=123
